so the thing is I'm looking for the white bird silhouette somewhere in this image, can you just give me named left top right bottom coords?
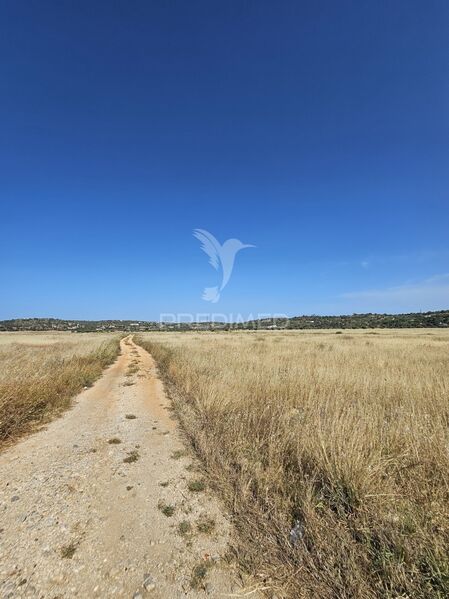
left=193, top=229, right=255, bottom=303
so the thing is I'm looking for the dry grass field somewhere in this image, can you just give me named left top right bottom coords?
left=0, top=332, right=121, bottom=447
left=137, top=330, right=449, bottom=598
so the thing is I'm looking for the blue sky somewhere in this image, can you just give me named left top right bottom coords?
left=1, top=1, right=448, bottom=320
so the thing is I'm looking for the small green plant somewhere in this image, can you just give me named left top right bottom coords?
left=188, top=479, right=206, bottom=493
left=158, top=500, right=175, bottom=517
left=178, top=520, right=192, bottom=536
left=108, top=437, right=121, bottom=444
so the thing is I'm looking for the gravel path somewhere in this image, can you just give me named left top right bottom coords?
left=0, top=336, right=256, bottom=598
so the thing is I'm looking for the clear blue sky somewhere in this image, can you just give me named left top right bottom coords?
left=1, top=1, right=448, bottom=320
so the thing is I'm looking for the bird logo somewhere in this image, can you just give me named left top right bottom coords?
left=193, top=229, right=256, bottom=303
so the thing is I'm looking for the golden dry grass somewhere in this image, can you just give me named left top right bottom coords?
left=0, top=332, right=121, bottom=447
left=137, top=329, right=449, bottom=598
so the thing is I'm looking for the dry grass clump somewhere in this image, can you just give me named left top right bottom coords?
left=137, top=330, right=449, bottom=598
left=0, top=332, right=121, bottom=447
left=123, top=449, right=140, bottom=463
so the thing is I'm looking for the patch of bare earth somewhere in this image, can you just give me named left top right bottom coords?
left=0, top=336, right=259, bottom=598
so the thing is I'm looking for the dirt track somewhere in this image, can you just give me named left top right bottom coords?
left=0, top=337, right=254, bottom=598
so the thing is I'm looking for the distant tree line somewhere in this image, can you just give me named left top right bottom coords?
left=1, top=311, right=448, bottom=332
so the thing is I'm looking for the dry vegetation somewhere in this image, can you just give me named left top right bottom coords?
left=0, top=332, right=121, bottom=447
left=137, top=330, right=449, bottom=599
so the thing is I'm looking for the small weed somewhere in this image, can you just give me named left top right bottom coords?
left=108, top=437, right=121, bottom=444
left=197, top=516, right=215, bottom=534
left=188, top=479, right=206, bottom=493
left=158, top=500, right=175, bottom=517
left=61, top=542, right=77, bottom=559
left=159, top=481, right=169, bottom=487
left=123, top=450, right=140, bottom=463
left=190, top=561, right=211, bottom=590
left=125, top=414, right=137, bottom=419
left=178, top=520, right=192, bottom=536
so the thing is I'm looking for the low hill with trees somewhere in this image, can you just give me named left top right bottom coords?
left=1, top=310, right=448, bottom=332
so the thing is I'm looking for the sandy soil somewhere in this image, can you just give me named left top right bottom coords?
left=0, top=336, right=257, bottom=598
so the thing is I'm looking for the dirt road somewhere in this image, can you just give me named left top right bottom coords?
left=0, top=337, right=253, bottom=598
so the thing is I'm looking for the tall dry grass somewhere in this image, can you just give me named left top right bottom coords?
left=0, top=332, right=121, bottom=447
left=137, top=330, right=449, bottom=598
